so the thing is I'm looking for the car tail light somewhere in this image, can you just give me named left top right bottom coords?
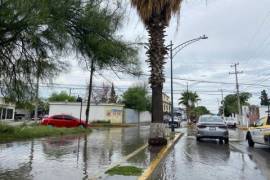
left=197, top=125, right=206, bottom=128
left=219, top=125, right=227, bottom=129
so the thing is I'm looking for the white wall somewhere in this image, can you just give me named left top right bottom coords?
left=139, top=111, right=151, bottom=123
left=49, top=102, right=124, bottom=123
left=124, top=109, right=139, bottom=124
left=49, top=102, right=151, bottom=124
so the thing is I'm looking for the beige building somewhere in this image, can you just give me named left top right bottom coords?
left=162, top=93, right=171, bottom=114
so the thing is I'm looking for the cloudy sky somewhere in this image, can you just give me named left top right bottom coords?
left=40, top=0, right=270, bottom=113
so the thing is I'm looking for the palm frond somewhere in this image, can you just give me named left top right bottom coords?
left=131, top=0, right=182, bottom=24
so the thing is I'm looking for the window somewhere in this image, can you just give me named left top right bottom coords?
left=52, top=115, right=63, bottom=120
left=63, top=115, right=75, bottom=120
left=6, top=109, right=13, bottom=119
left=199, top=116, right=223, bottom=123
left=2, top=108, right=6, bottom=119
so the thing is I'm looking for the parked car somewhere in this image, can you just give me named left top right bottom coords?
left=246, top=116, right=270, bottom=147
left=196, top=115, right=229, bottom=144
left=41, top=114, right=87, bottom=128
left=225, top=117, right=238, bottom=128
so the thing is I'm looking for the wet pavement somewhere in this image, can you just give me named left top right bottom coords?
left=2, top=125, right=270, bottom=180
left=0, top=126, right=150, bottom=180
left=151, top=127, right=270, bottom=180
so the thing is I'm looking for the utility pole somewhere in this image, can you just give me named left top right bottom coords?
left=219, top=89, right=225, bottom=119
left=229, top=63, right=243, bottom=120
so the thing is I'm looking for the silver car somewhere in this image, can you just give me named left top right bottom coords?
left=196, top=115, right=229, bottom=144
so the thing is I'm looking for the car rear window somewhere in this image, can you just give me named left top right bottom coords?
left=52, top=115, right=63, bottom=119
left=199, top=116, right=223, bottom=123
left=63, top=115, right=75, bottom=120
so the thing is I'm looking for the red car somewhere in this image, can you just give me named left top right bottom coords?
left=41, top=114, right=87, bottom=128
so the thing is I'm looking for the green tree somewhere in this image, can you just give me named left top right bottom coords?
left=131, top=0, right=183, bottom=144
left=260, top=90, right=269, bottom=106
left=0, top=0, right=76, bottom=101
left=190, top=106, right=210, bottom=120
left=178, top=91, right=200, bottom=108
left=108, top=84, right=118, bottom=103
left=122, top=86, right=151, bottom=112
left=73, top=2, right=140, bottom=125
left=224, top=92, right=252, bottom=116
left=48, top=91, right=76, bottom=102
left=178, top=91, right=200, bottom=120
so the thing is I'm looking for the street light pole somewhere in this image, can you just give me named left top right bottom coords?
left=170, top=41, right=175, bottom=132
left=169, top=35, right=208, bottom=131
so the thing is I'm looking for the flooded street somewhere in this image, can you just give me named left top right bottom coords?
left=151, top=127, right=270, bottom=180
left=0, top=126, right=149, bottom=180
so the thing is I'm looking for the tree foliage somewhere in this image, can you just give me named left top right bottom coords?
left=48, top=91, right=76, bottom=102
left=190, top=106, right=210, bottom=120
left=223, top=92, right=252, bottom=116
left=122, top=86, right=151, bottom=112
left=260, top=90, right=269, bottom=106
left=109, top=83, right=118, bottom=103
left=178, top=91, right=200, bottom=108
left=0, top=0, right=139, bottom=103
left=178, top=91, right=200, bottom=120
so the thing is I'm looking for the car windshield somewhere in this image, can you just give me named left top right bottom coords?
left=199, top=116, right=223, bottom=123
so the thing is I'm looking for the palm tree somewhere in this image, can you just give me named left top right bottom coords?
left=178, top=91, right=200, bottom=121
left=131, top=0, right=183, bottom=145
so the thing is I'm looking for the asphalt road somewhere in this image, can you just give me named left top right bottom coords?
left=151, top=127, right=270, bottom=180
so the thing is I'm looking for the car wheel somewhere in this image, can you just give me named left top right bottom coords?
left=196, top=137, right=201, bottom=141
left=224, top=138, right=229, bottom=144
left=246, top=131, right=255, bottom=147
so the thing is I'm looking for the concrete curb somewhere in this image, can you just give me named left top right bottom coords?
left=138, top=133, right=184, bottom=180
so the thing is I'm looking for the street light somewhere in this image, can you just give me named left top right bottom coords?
left=169, top=35, right=208, bottom=132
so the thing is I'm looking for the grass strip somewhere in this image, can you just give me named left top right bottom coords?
left=0, top=123, right=91, bottom=143
left=105, top=166, right=143, bottom=176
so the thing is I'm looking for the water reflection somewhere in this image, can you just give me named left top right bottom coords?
left=0, top=126, right=149, bottom=180
left=0, top=141, right=34, bottom=180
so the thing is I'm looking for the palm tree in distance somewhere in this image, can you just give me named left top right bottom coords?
left=179, top=91, right=201, bottom=121
left=131, top=0, right=183, bottom=145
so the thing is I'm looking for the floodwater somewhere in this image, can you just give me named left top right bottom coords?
left=151, top=127, right=270, bottom=180
left=0, top=126, right=149, bottom=180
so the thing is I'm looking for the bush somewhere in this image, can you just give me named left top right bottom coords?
left=0, top=123, right=91, bottom=143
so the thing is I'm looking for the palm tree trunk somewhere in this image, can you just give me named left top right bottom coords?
left=85, top=59, right=94, bottom=127
left=147, top=15, right=168, bottom=146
